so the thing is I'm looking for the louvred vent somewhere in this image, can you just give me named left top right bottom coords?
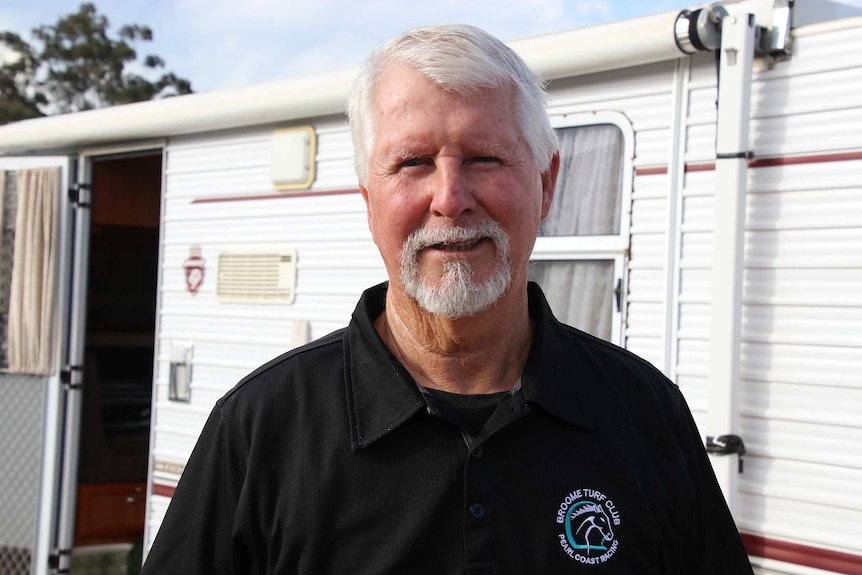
left=217, top=250, right=297, bottom=304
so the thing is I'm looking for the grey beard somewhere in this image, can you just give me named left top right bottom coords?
left=399, top=220, right=512, bottom=319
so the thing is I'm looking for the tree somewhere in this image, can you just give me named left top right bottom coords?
left=0, top=3, right=192, bottom=125
left=0, top=32, right=46, bottom=124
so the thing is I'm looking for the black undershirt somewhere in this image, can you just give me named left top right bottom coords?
left=422, top=388, right=509, bottom=436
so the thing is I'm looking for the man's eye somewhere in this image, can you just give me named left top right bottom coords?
left=399, top=157, right=426, bottom=169
left=469, top=156, right=500, bottom=164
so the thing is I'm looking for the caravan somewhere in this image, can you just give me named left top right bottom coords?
left=0, top=1, right=860, bottom=573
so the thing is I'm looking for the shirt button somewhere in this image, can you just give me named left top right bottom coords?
left=469, top=503, right=486, bottom=519
left=471, top=446, right=483, bottom=458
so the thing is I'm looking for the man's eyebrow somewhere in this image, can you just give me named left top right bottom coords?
left=387, top=142, right=503, bottom=159
left=391, top=146, right=421, bottom=160
left=387, top=140, right=432, bottom=157
left=472, top=143, right=502, bottom=156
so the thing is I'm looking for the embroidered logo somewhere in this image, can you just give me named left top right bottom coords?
left=556, top=488, right=621, bottom=565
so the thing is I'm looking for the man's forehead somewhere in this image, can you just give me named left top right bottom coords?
left=374, top=63, right=511, bottom=107
left=367, top=64, right=523, bottom=160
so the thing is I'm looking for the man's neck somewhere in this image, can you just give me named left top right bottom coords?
left=374, top=285, right=533, bottom=394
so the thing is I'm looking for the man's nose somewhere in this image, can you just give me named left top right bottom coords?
left=429, top=161, right=477, bottom=219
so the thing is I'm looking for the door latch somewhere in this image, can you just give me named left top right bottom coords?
left=706, top=434, right=746, bottom=473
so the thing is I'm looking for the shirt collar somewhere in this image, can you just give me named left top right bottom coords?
left=344, top=282, right=593, bottom=451
left=520, top=282, right=594, bottom=430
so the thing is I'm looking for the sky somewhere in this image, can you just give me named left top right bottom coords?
left=0, top=0, right=695, bottom=93
left=2, top=0, right=862, bottom=94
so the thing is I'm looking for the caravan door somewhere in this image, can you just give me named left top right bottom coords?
left=0, top=145, right=165, bottom=574
left=0, top=155, right=77, bottom=575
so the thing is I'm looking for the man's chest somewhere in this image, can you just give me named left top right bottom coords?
left=243, top=412, right=692, bottom=574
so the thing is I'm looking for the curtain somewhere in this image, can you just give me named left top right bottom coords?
left=530, top=124, right=624, bottom=341
left=541, top=124, right=623, bottom=237
left=7, top=168, right=61, bottom=375
left=529, top=260, right=614, bottom=341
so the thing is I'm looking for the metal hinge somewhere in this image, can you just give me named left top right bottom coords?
left=706, top=434, right=746, bottom=473
left=60, top=365, right=84, bottom=390
left=48, top=547, right=72, bottom=573
left=614, top=278, right=623, bottom=312
left=68, top=182, right=91, bottom=208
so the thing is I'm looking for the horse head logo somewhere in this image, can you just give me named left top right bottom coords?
left=565, top=501, right=614, bottom=555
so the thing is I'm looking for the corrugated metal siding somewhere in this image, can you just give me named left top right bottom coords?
left=549, top=61, right=679, bottom=371
left=548, top=61, right=678, bottom=170
left=675, top=23, right=862, bottom=562
left=147, top=119, right=385, bottom=547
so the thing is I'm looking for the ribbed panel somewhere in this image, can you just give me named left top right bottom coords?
left=675, top=23, right=862, bottom=560
left=548, top=59, right=678, bottom=370
left=148, top=120, right=385, bottom=547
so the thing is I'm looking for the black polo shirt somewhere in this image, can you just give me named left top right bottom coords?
left=142, top=282, right=753, bottom=574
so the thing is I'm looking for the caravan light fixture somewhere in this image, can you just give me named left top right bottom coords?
left=169, top=344, right=193, bottom=402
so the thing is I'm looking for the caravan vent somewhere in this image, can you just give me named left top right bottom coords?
left=217, top=250, right=297, bottom=304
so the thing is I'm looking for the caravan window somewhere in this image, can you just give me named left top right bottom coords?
left=530, top=115, right=632, bottom=344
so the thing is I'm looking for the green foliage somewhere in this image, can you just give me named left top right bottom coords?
left=0, top=32, right=46, bottom=123
left=0, top=3, right=193, bottom=125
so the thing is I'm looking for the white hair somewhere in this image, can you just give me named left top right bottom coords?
left=346, top=23, right=559, bottom=185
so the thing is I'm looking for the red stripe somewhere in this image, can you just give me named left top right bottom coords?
left=634, top=166, right=668, bottom=176
left=152, top=483, right=176, bottom=498
left=742, top=533, right=862, bottom=575
left=634, top=150, right=862, bottom=177
left=685, top=162, right=716, bottom=172
left=191, top=188, right=360, bottom=204
left=749, top=150, right=862, bottom=168
left=634, top=162, right=717, bottom=175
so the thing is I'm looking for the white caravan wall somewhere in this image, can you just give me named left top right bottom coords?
left=676, top=22, right=862, bottom=560
left=542, top=16, right=862, bottom=567
left=546, top=59, right=682, bottom=373
left=146, top=119, right=386, bottom=547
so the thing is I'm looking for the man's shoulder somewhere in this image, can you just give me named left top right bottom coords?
left=528, top=282, right=674, bottom=393
left=564, top=323, right=668, bottom=379
left=553, top=320, right=683, bottom=406
left=216, top=327, right=347, bottom=410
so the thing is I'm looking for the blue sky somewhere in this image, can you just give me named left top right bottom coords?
left=0, top=0, right=695, bottom=91
left=2, top=0, right=862, bottom=93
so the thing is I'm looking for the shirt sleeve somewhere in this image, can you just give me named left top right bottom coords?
left=673, top=386, right=755, bottom=574
left=141, top=404, right=251, bottom=574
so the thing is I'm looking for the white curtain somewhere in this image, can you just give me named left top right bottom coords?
left=541, top=124, right=623, bottom=237
left=7, top=167, right=61, bottom=375
left=530, top=260, right=614, bottom=340
left=530, top=124, right=623, bottom=341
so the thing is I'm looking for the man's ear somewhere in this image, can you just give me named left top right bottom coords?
left=540, top=152, right=560, bottom=220
left=360, top=184, right=376, bottom=242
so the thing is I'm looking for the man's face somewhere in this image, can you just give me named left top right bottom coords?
left=360, top=65, right=557, bottom=317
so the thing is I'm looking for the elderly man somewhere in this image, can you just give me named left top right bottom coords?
left=141, top=24, right=754, bottom=574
